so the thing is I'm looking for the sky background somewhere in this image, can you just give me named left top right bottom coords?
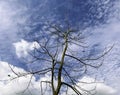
left=0, top=0, right=120, bottom=95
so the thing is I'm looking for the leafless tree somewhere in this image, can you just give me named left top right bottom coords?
left=9, top=22, right=113, bottom=95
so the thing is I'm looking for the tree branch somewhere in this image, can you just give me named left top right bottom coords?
left=62, top=82, right=82, bottom=95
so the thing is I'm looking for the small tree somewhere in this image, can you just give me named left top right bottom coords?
left=10, top=22, right=113, bottom=95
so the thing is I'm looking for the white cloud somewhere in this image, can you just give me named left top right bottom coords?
left=0, top=61, right=27, bottom=94
left=88, top=21, right=120, bottom=47
left=0, top=0, right=27, bottom=30
left=79, top=76, right=117, bottom=95
left=62, top=76, right=117, bottom=95
left=13, top=39, right=39, bottom=58
left=83, top=0, right=120, bottom=92
left=0, top=61, right=117, bottom=95
left=0, top=61, right=55, bottom=95
left=0, top=0, right=29, bottom=65
left=0, top=1, right=15, bottom=29
left=0, top=0, right=119, bottom=95
left=0, top=61, right=41, bottom=95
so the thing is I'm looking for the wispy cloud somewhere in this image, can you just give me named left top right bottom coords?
left=0, top=0, right=120, bottom=95
left=0, top=0, right=28, bottom=66
left=84, top=0, right=120, bottom=94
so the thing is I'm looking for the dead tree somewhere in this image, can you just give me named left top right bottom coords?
left=9, top=22, right=113, bottom=95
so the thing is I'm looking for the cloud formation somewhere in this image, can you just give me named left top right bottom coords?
left=80, top=1, right=120, bottom=93
left=0, top=0, right=119, bottom=95
left=0, top=0, right=29, bottom=66
left=0, top=61, right=117, bottom=95
left=62, top=76, right=117, bottom=95
left=0, top=61, right=40, bottom=95
left=13, top=39, right=39, bottom=58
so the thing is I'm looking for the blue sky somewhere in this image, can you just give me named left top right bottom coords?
left=0, top=0, right=120, bottom=95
